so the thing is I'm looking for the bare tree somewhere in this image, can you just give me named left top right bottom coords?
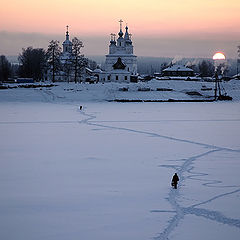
left=71, top=37, right=87, bottom=83
left=46, top=40, right=61, bottom=82
left=63, top=58, right=72, bottom=83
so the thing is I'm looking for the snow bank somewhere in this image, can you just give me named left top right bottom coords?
left=1, top=79, right=240, bottom=103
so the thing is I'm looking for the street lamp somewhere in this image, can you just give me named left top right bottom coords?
left=212, top=52, right=226, bottom=100
left=212, top=52, right=232, bottom=100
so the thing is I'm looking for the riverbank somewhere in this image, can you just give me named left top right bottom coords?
left=1, top=79, right=240, bottom=103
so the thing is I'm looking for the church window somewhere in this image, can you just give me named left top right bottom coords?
left=108, top=76, right=110, bottom=80
left=125, top=76, right=128, bottom=80
left=116, top=75, right=118, bottom=80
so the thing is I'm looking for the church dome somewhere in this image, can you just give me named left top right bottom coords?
left=63, top=25, right=72, bottom=46
left=118, top=29, right=123, bottom=38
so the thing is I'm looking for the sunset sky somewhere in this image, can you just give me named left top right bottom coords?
left=0, top=0, right=240, bottom=58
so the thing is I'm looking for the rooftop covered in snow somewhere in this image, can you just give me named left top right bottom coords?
left=163, top=65, right=194, bottom=72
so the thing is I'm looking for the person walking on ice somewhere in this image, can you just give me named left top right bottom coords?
left=171, top=173, right=179, bottom=189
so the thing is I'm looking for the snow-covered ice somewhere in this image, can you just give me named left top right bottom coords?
left=0, top=82, right=240, bottom=240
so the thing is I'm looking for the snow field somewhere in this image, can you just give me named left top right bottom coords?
left=0, top=101, right=240, bottom=240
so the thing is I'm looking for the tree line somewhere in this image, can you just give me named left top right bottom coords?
left=0, top=37, right=97, bottom=83
left=1, top=45, right=240, bottom=82
left=138, top=46, right=240, bottom=77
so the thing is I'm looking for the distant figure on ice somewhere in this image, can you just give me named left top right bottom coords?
left=80, top=105, right=83, bottom=110
left=171, top=173, right=179, bottom=189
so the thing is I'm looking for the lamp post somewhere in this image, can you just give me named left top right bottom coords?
left=212, top=52, right=226, bottom=100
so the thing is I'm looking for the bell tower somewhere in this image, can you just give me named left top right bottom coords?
left=62, top=25, right=72, bottom=54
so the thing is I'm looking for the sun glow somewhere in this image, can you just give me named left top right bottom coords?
left=213, top=52, right=226, bottom=60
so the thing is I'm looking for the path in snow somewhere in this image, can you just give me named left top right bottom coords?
left=153, top=150, right=240, bottom=240
left=78, top=107, right=240, bottom=240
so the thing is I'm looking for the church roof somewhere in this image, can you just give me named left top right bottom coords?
left=124, top=26, right=131, bottom=41
left=93, top=69, right=103, bottom=73
left=63, top=39, right=72, bottom=45
left=113, top=57, right=126, bottom=70
left=163, top=65, right=194, bottom=72
left=118, top=29, right=124, bottom=38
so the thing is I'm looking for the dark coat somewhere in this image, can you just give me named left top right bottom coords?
left=172, top=174, right=179, bottom=184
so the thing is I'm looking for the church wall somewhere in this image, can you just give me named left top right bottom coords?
left=96, top=72, right=130, bottom=83
left=109, top=73, right=130, bottom=82
left=104, top=22, right=138, bottom=81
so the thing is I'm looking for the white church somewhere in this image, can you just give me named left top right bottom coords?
left=51, top=26, right=73, bottom=82
left=52, top=21, right=138, bottom=82
left=93, top=20, right=138, bottom=83
left=61, top=26, right=72, bottom=63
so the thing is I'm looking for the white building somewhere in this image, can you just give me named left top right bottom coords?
left=53, top=26, right=87, bottom=82
left=162, top=65, right=194, bottom=77
left=94, top=20, right=138, bottom=83
left=61, top=26, right=72, bottom=63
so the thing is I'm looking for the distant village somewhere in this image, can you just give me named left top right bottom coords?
left=0, top=20, right=240, bottom=84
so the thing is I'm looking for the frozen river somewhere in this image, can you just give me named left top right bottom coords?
left=0, top=101, right=240, bottom=240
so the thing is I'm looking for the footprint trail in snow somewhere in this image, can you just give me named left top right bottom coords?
left=79, top=107, right=240, bottom=240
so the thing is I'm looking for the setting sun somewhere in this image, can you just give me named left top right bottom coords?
left=213, top=52, right=226, bottom=60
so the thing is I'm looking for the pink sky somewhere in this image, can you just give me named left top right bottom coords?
left=1, top=0, right=240, bottom=57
